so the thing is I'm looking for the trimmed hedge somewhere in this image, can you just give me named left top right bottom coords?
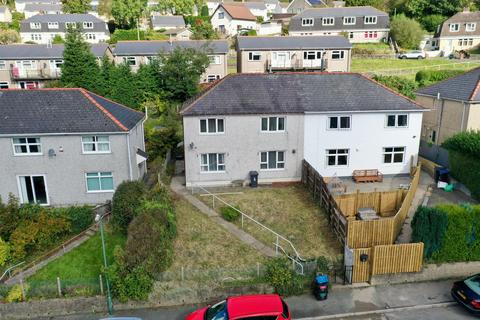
left=111, top=181, right=147, bottom=234
left=411, top=206, right=447, bottom=259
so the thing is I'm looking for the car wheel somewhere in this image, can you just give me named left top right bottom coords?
left=417, top=56, right=423, bottom=59
left=400, top=56, right=406, bottom=59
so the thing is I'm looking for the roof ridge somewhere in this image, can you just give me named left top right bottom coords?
left=79, top=89, right=129, bottom=132
left=86, top=90, right=145, bottom=116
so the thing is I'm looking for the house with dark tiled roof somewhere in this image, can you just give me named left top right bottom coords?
left=211, top=3, right=258, bottom=36
left=24, top=3, right=63, bottom=19
left=0, top=88, right=146, bottom=206
left=15, top=0, right=61, bottom=13
left=286, top=0, right=327, bottom=14
left=151, top=15, right=186, bottom=31
left=289, top=6, right=390, bottom=43
left=416, top=68, right=480, bottom=145
left=0, top=43, right=111, bottom=89
left=180, top=73, right=425, bottom=187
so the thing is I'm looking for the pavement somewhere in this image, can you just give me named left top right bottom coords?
left=41, top=279, right=476, bottom=320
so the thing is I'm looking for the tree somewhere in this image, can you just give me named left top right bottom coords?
left=0, top=29, right=20, bottom=44
left=62, top=0, right=91, bottom=13
left=52, top=34, right=65, bottom=44
left=401, top=0, right=471, bottom=19
left=390, top=14, right=424, bottom=49
left=191, top=18, right=217, bottom=40
left=420, top=14, right=447, bottom=32
left=111, top=180, right=146, bottom=234
left=98, top=0, right=113, bottom=18
left=60, top=27, right=103, bottom=92
left=155, top=0, right=196, bottom=15
left=345, top=0, right=386, bottom=10
left=111, top=0, right=147, bottom=29
left=157, top=47, right=210, bottom=102
left=200, top=4, right=209, bottom=17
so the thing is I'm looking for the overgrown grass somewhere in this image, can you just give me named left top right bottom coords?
left=352, top=43, right=392, bottom=55
left=29, top=226, right=126, bottom=281
left=351, top=58, right=480, bottom=73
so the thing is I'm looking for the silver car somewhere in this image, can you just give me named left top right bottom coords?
left=398, top=50, right=426, bottom=59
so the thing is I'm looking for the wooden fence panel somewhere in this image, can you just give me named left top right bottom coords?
left=379, top=190, right=405, bottom=217
left=371, top=243, right=424, bottom=275
left=347, top=219, right=394, bottom=248
left=352, top=248, right=372, bottom=283
left=335, top=190, right=405, bottom=218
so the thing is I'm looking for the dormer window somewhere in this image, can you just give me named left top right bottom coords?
left=83, top=22, right=94, bottom=29
left=343, top=17, right=356, bottom=25
left=466, top=23, right=476, bottom=32
left=65, top=22, right=77, bottom=29
left=449, top=23, right=460, bottom=32
left=364, top=16, right=377, bottom=24
left=47, top=22, right=58, bottom=29
left=302, top=18, right=314, bottom=26
left=322, top=17, right=334, bottom=26
left=30, top=22, right=41, bottom=29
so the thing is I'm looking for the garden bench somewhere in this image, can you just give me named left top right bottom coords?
left=352, top=169, right=383, bottom=183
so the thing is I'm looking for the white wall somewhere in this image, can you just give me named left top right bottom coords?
left=20, top=31, right=109, bottom=44
left=211, top=6, right=257, bottom=36
left=304, top=112, right=423, bottom=177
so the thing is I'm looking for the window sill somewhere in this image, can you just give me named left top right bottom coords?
left=13, top=153, right=43, bottom=157
left=82, top=151, right=112, bottom=155
left=199, top=132, right=225, bottom=135
left=200, top=171, right=226, bottom=174
left=260, top=168, right=285, bottom=172
left=86, top=190, right=114, bottom=193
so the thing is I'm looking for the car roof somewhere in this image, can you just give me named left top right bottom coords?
left=227, top=294, right=283, bottom=318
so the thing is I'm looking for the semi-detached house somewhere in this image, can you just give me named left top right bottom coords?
left=0, top=89, right=146, bottom=206
left=211, top=3, right=258, bottom=36
left=181, top=73, right=425, bottom=187
left=289, top=6, right=390, bottom=43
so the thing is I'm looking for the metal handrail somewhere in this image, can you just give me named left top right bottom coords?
left=0, top=261, right=25, bottom=283
left=191, top=184, right=306, bottom=267
left=369, top=60, right=480, bottom=75
left=275, top=243, right=304, bottom=275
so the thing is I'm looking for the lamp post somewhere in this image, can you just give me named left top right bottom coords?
left=95, top=213, right=114, bottom=316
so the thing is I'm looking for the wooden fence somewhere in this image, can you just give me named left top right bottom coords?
left=335, top=189, right=406, bottom=218
left=352, top=243, right=424, bottom=282
left=418, top=156, right=441, bottom=178
left=302, top=160, right=347, bottom=245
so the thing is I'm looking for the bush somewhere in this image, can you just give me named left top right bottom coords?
left=6, top=283, right=27, bottom=303
left=411, top=206, right=448, bottom=259
left=0, top=194, right=21, bottom=240
left=264, top=258, right=304, bottom=296
left=415, top=70, right=465, bottom=88
left=0, top=29, right=20, bottom=44
left=220, top=206, right=241, bottom=222
left=58, top=206, right=94, bottom=234
left=420, top=14, right=447, bottom=33
left=443, top=131, right=480, bottom=159
left=372, top=75, right=418, bottom=99
left=0, top=237, right=9, bottom=267
left=390, top=14, right=424, bottom=49
left=111, top=181, right=147, bottom=234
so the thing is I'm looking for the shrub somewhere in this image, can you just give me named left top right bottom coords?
left=220, top=206, right=241, bottom=222
left=415, top=70, right=465, bottom=88
left=411, top=206, right=448, bottom=259
left=111, top=181, right=147, bottom=234
left=0, top=194, right=21, bottom=240
left=0, top=237, right=9, bottom=267
left=0, top=29, right=20, bottom=44
left=390, top=14, right=424, bottom=49
left=443, top=131, right=480, bottom=159
left=58, top=206, right=94, bottom=234
left=372, top=75, right=418, bottom=99
left=6, top=283, right=28, bottom=302
left=264, top=258, right=304, bottom=296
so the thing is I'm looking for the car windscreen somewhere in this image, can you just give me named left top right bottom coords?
left=465, top=275, right=480, bottom=296
left=205, top=300, right=227, bottom=320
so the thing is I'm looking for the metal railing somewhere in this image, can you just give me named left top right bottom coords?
left=191, top=184, right=306, bottom=274
left=367, top=60, right=480, bottom=76
left=0, top=262, right=25, bottom=283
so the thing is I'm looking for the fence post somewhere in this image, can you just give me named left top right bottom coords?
left=181, top=266, right=185, bottom=281
left=241, top=214, right=244, bottom=229
left=275, top=236, right=279, bottom=255
left=257, top=262, right=260, bottom=277
left=57, top=277, right=62, bottom=297
left=20, top=279, right=26, bottom=301
left=99, top=274, right=104, bottom=295
left=212, top=195, right=215, bottom=209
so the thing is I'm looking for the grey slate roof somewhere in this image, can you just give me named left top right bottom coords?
left=0, top=43, right=109, bottom=59
left=24, top=3, right=62, bottom=11
left=0, top=6, right=8, bottom=13
left=294, top=6, right=388, bottom=18
left=416, top=68, right=480, bottom=102
left=20, top=14, right=108, bottom=34
left=237, top=35, right=352, bottom=50
left=245, top=2, right=267, bottom=10
left=181, top=73, right=424, bottom=116
left=113, top=40, right=229, bottom=56
left=0, top=89, right=144, bottom=135
left=151, top=15, right=186, bottom=28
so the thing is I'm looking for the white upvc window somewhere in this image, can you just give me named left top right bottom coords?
left=386, top=114, right=408, bottom=128
left=301, top=18, right=314, bottom=26
left=200, top=153, right=225, bottom=172
left=81, top=135, right=110, bottom=153
left=85, top=33, right=96, bottom=40
left=218, top=12, right=224, bottom=19
left=326, top=149, right=349, bottom=167
left=332, top=50, right=345, bottom=60
left=303, top=51, right=322, bottom=60
left=328, top=115, right=351, bottom=130
left=17, top=60, right=36, bottom=69
left=466, top=23, right=476, bottom=32
left=260, top=151, right=285, bottom=170
left=0, top=81, right=8, bottom=89
left=383, top=147, right=405, bottom=164
left=30, top=34, right=42, bottom=41
left=364, top=16, right=377, bottom=24
left=47, top=22, right=59, bottom=29
left=207, top=74, right=220, bottom=82
left=449, top=23, right=460, bottom=32
left=83, top=21, right=94, bottom=29
left=322, top=17, right=334, bottom=26
left=17, top=175, right=49, bottom=205
left=0, top=60, right=5, bottom=70
left=123, top=56, right=137, bottom=66
left=209, top=55, right=221, bottom=65
left=261, top=116, right=285, bottom=132
left=86, top=172, right=114, bottom=192
left=200, top=118, right=224, bottom=134
left=248, top=52, right=261, bottom=61
left=50, top=59, right=63, bottom=69
left=30, top=22, right=41, bottom=29
left=12, top=137, right=42, bottom=155
left=65, top=22, right=77, bottom=29
left=343, top=16, right=356, bottom=25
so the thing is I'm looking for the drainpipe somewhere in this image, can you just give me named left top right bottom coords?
left=141, top=106, right=148, bottom=174
left=461, top=102, right=466, bottom=132
left=126, top=134, right=133, bottom=181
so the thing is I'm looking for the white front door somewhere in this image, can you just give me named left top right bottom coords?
left=17, top=175, right=49, bottom=205
left=272, top=52, right=291, bottom=68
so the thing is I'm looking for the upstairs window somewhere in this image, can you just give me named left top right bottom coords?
left=343, top=16, right=356, bottom=25
left=218, top=12, right=224, bottom=19
left=386, top=114, right=408, bottom=128
left=209, top=55, right=221, bottom=65
left=0, top=60, right=6, bottom=70
left=261, top=116, right=285, bottom=132
left=65, top=22, right=77, bottom=29
left=85, top=33, right=96, bottom=40
left=200, top=118, right=224, bottom=134
left=322, top=17, right=334, bottom=26
left=82, top=135, right=110, bottom=153
left=83, top=21, right=94, bottom=29
left=248, top=52, right=261, bottom=61
left=30, top=22, right=41, bottom=29
left=328, top=116, right=351, bottom=129
left=364, top=16, right=377, bottom=24
left=449, top=23, right=460, bottom=32
left=30, top=34, right=42, bottom=41
left=302, top=18, right=314, bottom=26
left=47, top=22, right=58, bottom=29
left=12, top=137, right=42, bottom=155
left=332, top=50, right=345, bottom=60
left=123, top=56, right=137, bottom=66
left=466, top=23, right=476, bottom=32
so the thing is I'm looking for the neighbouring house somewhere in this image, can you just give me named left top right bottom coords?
left=0, top=88, right=146, bottom=206
left=0, top=43, right=110, bottom=89
left=20, top=14, right=110, bottom=44
left=289, top=6, right=390, bottom=43
left=180, top=73, right=425, bottom=187
left=286, top=0, right=327, bottom=14
left=271, top=13, right=296, bottom=27
left=0, top=6, right=12, bottom=23
left=416, top=68, right=480, bottom=146
left=434, top=9, right=480, bottom=56
left=15, top=0, right=61, bottom=13
left=264, top=0, right=284, bottom=14
left=245, top=2, right=269, bottom=21
left=236, top=35, right=352, bottom=73
left=257, top=21, right=282, bottom=35
left=112, top=40, right=229, bottom=83
left=151, top=15, right=186, bottom=31
left=24, top=3, right=63, bottom=19
left=211, top=3, right=257, bottom=36
left=162, top=27, right=193, bottom=40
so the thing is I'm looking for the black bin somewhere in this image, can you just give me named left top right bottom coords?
left=249, top=171, right=258, bottom=188
left=435, top=167, right=450, bottom=183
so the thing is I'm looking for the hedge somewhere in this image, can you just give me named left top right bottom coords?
left=372, top=75, right=418, bottom=99
left=411, top=206, right=447, bottom=259
left=415, top=70, right=466, bottom=88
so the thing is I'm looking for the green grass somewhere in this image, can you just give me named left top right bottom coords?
left=29, top=227, right=126, bottom=281
left=351, top=58, right=480, bottom=73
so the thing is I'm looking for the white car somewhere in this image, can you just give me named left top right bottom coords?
left=398, top=51, right=426, bottom=59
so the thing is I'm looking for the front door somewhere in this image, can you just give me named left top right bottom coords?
left=272, top=52, right=290, bottom=68
left=17, top=175, right=49, bottom=205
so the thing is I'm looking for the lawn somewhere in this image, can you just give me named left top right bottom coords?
left=352, top=43, right=393, bottom=55
left=29, top=226, right=126, bottom=282
left=197, top=185, right=343, bottom=261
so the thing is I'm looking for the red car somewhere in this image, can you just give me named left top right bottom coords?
left=186, top=294, right=291, bottom=320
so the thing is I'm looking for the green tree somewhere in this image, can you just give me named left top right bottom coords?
left=420, top=14, right=447, bottom=32
left=0, top=29, right=20, bottom=44
left=390, top=14, right=424, bottom=49
left=157, top=47, right=210, bottom=102
left=60, top=27, right=103, bottom=92
left=62, top=0, right=91, bottom=13
left=52, top=34, right=65, bottom=44
left=372, top=75, right=418, bottom=99
left=105, top=62, right=140, bottom=108
left=98, top=0, right=113, bottom=18
left=402, top=0, right=471, bottom=19
left=191, top=18, right=217, bottom=40
left=155, top=0, right=196, bottom=15
left=111, top=0, right=147, bottom=29
left=200, top=4, right=209, bottom=16
left=345, top=0, right=386, bottom=10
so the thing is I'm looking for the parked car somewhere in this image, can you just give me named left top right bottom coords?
left=398, top=50, right=426, bottom=59
left=451, top=274, right=480, bottom=315
left=186, top=294, right=291, bottom=320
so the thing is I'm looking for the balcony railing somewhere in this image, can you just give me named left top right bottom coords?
left=10, top=68, right=61, bottom=80
left=267, top=58, right=329, bottom=71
